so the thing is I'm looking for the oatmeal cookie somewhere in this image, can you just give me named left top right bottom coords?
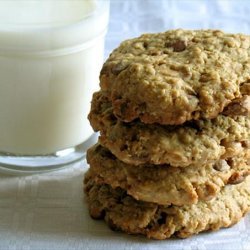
left=88, top=91, right=250, bottom=167
left=87, top=144, right=250, bottom=206
left=100, top=29, right=250, bottom=125
left=84, top=174, right=250, bottom=239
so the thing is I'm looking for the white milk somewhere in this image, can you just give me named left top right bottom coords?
left=0, top=1, right=109, bottom=155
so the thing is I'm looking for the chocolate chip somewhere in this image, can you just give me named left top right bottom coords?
left=90, top=205, right=105, bottom=219
left=120, top=144, right=128, bottom=151
left=107, top=218, right=120, bottom=231
left=228, top=172, right=247, bottom=185
left=240, top=81, right=250, bottom=95
left=157, top=212, right=167, bottom=225
left=111, top=63, right=128, bottom=75
left=172, top=40, right=187, bottom=52
left=241, top=140, right=250, bottom=148
left=223, top=96, right=250, bottom=116
left=143, top=41, right=149, bottom=49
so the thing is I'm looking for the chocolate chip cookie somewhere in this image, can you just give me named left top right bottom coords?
left=100, top=29, right=250, bottom=125
left=85, top=29, right=250, bottom=240
left=87, top=144, right=250, bottom=206
left=84, top=173, right=250, bottom=239
left=89, top=91, right=250, bottom=167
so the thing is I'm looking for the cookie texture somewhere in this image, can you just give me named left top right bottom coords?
left=85, top=29, right=250, bottom=240
left=87, top=144, right=250, bottom=206
left=84, top=174, right=250, bottom=240
left=89, top=91, right=250, bottom=167
left=100, top=29, right=250, bottom=125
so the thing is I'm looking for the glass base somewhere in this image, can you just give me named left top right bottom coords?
left=0, top=133, right=97, bottom=174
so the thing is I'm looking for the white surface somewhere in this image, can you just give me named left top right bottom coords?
left=0, top=0, right=250, bottom=249
left=0, top=162, right=249, bottom=250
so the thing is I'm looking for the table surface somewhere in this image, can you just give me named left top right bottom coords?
left=1, top=1, right=250, bottom=249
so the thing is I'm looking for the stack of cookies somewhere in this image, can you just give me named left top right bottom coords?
left=84, top=29, right=250, bottom=239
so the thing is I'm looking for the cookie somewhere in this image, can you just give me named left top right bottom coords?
left=84, top=174, right=250, bottom=239
left=88, top=91, right=250, bottom=167
left=87, top=144, right=250, bottom=206
left=223, top=95, right=250, bottom=117
left=100, top=29, right=250, bottom=125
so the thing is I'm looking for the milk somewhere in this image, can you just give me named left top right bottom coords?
left=0, top=1, right=96, bottom=25
left=0, top=0, right=109, bottom=155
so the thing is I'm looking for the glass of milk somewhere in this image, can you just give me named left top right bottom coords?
left=0, top=0, right=109, bottom=172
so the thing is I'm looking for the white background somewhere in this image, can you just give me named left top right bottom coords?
left=106, top=0, right=250, bottom=56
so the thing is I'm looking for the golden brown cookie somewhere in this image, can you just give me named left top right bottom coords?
left=84, top=173, right=250, bottom=240
left=87, top=144, right=250, bottom=206
left=100, top=29, right=250, bottom=125
left=88, top=91, right=250, bottom=167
